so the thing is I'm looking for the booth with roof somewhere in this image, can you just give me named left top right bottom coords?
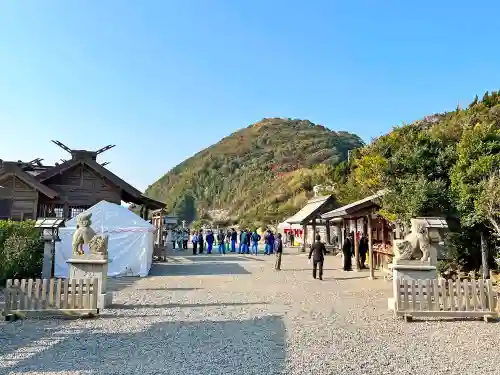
left=54, top=200, right=156, bottom=278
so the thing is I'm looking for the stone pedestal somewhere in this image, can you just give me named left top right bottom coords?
left=66, top=256, right=112, bottom=310
left=387, top=261, right=437, bottom=311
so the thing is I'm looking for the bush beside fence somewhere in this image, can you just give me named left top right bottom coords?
left=0, top=220, right=43, bottom=284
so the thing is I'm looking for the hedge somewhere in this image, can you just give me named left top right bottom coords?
left=0, top=220, right=44, bottom=284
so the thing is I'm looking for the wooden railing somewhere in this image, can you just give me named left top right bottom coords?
left=396, top=278, right=498, bottom=322
left=3, top=278, right=99, bottom=320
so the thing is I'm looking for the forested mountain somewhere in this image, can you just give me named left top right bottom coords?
left=144, top=118, right=364, bottom=227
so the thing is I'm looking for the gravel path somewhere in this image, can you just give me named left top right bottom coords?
left=1, top=250, right=499, bottom=375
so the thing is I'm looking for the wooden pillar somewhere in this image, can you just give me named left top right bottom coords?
left=302, top=224, right=307, bottom=252
left=159, top=210, right=164, bottom=246
left=312, top=219, right=317, bottom=242
left=63, top=202, right=69, bottom=220
left=354, top=218, right=360, bottom=271
left=367, top=214, right=374, bottom=279
left=326, top=219, right=331, bottom=244
left=337, top=222, right=343, bottom=248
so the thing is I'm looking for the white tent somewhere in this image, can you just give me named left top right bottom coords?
left=55, top=200, right=155, bottom=278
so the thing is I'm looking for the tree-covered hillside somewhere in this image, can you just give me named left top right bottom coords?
left=145, top=118, right=364, bottom=226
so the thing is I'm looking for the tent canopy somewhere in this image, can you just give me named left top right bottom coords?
left=56, top=200, right=155, bottom=278
left=64, top=200, right=155, bottom=232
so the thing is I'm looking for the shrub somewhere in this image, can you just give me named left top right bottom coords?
left=0, top=220, right=44, bottom=283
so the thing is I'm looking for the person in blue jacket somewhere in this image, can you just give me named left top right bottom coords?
left=251, top=230, right=261, bottom=255
left=191, top=232, right=198, bottom=255
left=230, top=228, right=237, bottom=252
left=268, top=230, right=275, bottom=255
left=206, top=230, right=214, bottom=254
left=264, top=229, right=274, bottom=255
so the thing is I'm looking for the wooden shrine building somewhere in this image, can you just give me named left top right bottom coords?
left=0, top=140, right=164, bottom=221
left=321, top=190, right=398, bottom=278
left=286, top=195, right=339, bottom=250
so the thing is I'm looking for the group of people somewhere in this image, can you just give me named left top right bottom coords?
left=187, top=228, right=281, bottom=256
left=341, top=231, right=369, bottom=271
left=168, top=226, right=368, bottom=280
left=169, top=229, right=190, bottom=250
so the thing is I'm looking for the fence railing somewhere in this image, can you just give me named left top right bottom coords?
left=3, top=278, right=99, bottom=319
left=395, top=278, right=498, bottom=322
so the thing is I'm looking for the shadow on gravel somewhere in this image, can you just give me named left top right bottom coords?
left=149, top=262, right=251, bottom=276
left=186, top=255, right=253, bottom=261
left=107, top=301, right=268, bottom=310
left=136, top=287, right=203, bottom=291
left=0, top=319, right=68, bottom=368
left=107, top=276, right=142, bottom=292
left=6, top=316, right=287, bottom=375
left=327, top=275, right=372, bottom=281
left=280, top=268, right=338, bottom=271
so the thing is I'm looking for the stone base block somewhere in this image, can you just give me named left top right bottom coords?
left=98, top=292, right=113, bottom=310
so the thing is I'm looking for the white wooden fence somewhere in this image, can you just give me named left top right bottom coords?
left=396, top=278, right=498, bottom=322
left=3, top=278, right=99, bottom=320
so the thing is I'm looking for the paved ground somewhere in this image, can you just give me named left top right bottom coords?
left=1, top=249, right=499, bottom=375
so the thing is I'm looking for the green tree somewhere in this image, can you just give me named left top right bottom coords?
left=450, top=121, right=500, bottom=277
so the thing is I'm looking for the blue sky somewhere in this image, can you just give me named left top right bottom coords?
left=1, top=1, right=499, bottom=191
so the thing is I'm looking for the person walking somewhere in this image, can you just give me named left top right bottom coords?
left=206, top=230, right=214, bottom=254
left=217, top=229, right=226, bottom=254
left=308, top=235, right=327, bottom=280
left=192, top=232, right=198, bottom=255
left=274, top=233, right=283, bottom=270
left=358, top=233, right=369, bottom=269
left=342, top=235, right=353, bottom=271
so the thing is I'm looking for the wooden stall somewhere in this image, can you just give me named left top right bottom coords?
left=286, top=195, right=340, bottom=251
left=0, top=141, right=164, bottom=221
left=322, top=190, right=394, bottom=279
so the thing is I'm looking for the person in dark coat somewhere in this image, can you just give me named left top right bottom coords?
left=239, top=230, right=249, bottom=254
left=274, top=233, right=283, bottom=270
left=198, top=230, right=204, bottom=254
left=206, top=230, right=214, bottom=254
left=358, top=234, right=369, bottom=269
left=268, top=231, right=275, bottom=255
left=342, top=235, right=353, bottom=271
left=308, top=235, right=327, bottom=280
left=230, top=229, right=237, bottom=252
left=217, top=230, right=226, bottom=254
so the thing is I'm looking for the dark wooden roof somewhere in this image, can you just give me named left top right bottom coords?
left=321, top=190, right=386, bottom=219
left=137, top=195, right=165, bottom=210
left=286, top=195, right=338, bottom=225
left=35, top=157, right=164, bottom=209
left=37, top=158, right=142, bottom=197
left=0, top=162, right=59, bottom=198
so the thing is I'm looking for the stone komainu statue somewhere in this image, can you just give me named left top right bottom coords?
left=393, top=221, right=430, bottom=262
left=72, top=213, right=109, bottom=258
